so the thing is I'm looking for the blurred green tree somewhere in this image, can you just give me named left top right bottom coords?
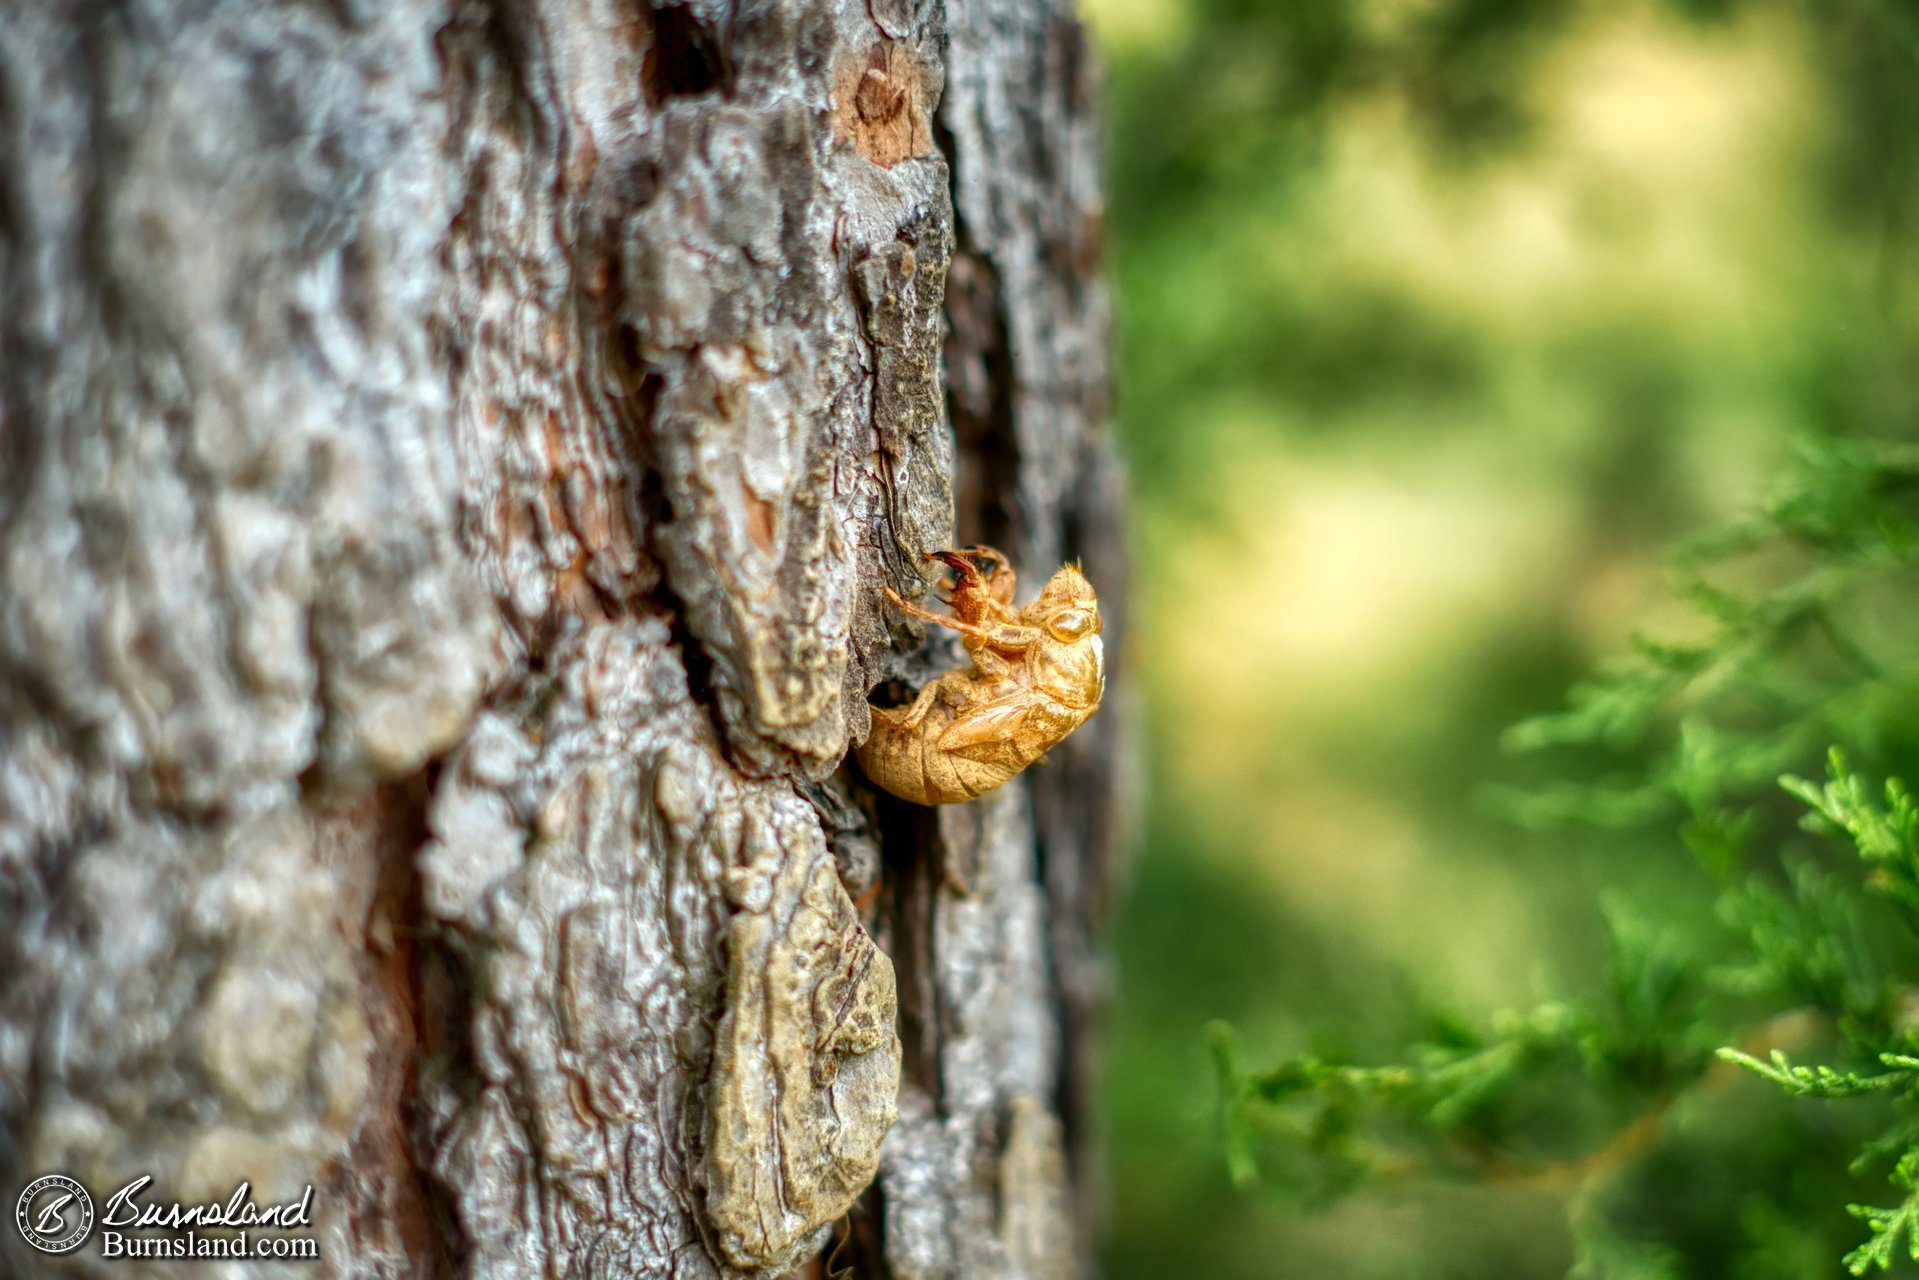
left=1090, top=0, right=1919, bottom=1274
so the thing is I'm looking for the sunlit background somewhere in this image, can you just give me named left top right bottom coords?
left=1082, top=0, right=1919, bottom=1274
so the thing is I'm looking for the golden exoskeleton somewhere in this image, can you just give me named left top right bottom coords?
left=857, top=546, right=1104, bottom=806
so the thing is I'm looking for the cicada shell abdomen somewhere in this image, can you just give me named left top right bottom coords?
left=857, top=679, right=1095, bottom=806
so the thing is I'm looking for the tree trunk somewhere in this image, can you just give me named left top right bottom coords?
left=0, top=1, right=1124, bottom=1277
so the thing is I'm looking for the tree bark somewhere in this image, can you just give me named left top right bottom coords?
left=0, top=1, right=1123, bottom=1278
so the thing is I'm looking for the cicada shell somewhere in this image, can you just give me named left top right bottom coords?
left=857, top=546, right=1104, bottom=806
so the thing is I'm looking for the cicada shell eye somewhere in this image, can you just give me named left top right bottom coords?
left=1047, top=609, right=1095, bottom=643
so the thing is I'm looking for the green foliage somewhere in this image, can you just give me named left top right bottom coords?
left=1715, top=1046, right=1905, bottom=1099
left=1216, top=430, right=1919, bottom=1271
left=1846, top=1152, right=1919, bottom=1275
left=1088, top=0, right=1919, bottom=1272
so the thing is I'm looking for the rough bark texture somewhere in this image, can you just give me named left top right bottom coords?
left=0, top=1, right=1123, bottom=1278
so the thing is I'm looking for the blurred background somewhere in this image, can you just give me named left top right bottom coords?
left=1080, top=0, right=1919, bottom=1275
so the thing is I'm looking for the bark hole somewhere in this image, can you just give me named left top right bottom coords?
left=935, top=103, right=1022, bottom=556
left=319, top=775, right=465, bottom=1276
left=645, top=4, right=731, bottom=104
left=874, top=789, right=945, bottom=1102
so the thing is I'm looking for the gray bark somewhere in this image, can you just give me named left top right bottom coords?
left=0, top=1, right=1124, bottom=1279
